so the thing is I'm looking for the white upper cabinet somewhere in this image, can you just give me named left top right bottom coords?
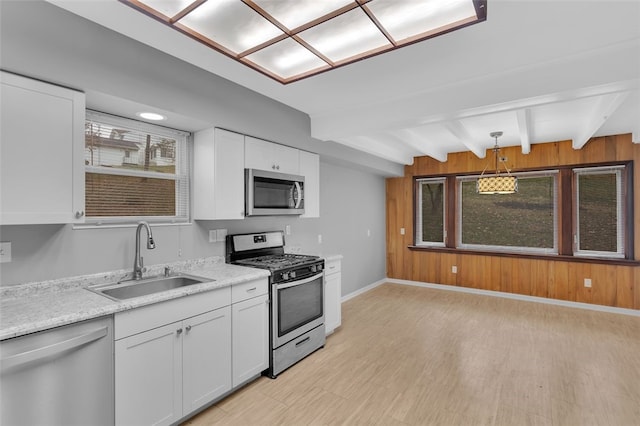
left=245, top=136, right=299, bottom=175
left=299, top=150, right=320, bottom=218
left=194, top=128, right=245, bottom=220
left=0, top=71, right=85, bottom=224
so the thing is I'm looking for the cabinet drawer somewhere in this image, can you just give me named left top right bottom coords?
left=325, top=259, right=341, bottom=275
left=115, top=287, right=231, bottom=340
left=231, top=279, right=268, bottom=304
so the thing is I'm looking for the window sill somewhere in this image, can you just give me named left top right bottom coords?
left=407, top=245, right=640, bottom=266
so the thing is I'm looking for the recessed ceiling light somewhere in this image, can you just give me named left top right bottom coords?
left=120, top=0, right=487, bottom=84
left=137, top=112, right=166, bottom=121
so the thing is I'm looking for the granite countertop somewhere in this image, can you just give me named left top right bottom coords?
left=0, top=257, right=270, bottom=341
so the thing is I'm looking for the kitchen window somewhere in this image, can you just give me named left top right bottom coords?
left=84, top=111, right=190, bottom=224
left=415, top=178, right=446, bottom=246
left=574, top=165, right=626, bottom=258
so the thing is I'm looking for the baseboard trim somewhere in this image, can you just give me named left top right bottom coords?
left=385, top=278, right=640, bottom=317
left=341, top=279, right=386, bottom=303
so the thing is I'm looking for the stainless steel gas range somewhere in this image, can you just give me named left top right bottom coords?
left=226, top=231, right=325, bottom=378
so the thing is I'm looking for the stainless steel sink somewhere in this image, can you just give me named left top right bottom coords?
left=89, top=274, right=210, bottom=301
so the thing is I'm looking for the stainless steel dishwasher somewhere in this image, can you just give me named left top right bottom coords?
left=1, top=316, right=114, bottom=426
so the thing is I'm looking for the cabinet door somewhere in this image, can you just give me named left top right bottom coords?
left=245, top=136, right=299, bottom=174
left=0, top=72, right=85, bottom=224
left=272, top=143, right=300, bottom=174
left=299, top=150, right=320, bottom=218
left=325, top=272, right=342, bottom=335
left=232, top=294, right=269, bottom=387
left=115, top=321, right=182, bottom=426
left=193, top=128, right=245, bottom=220
left=183, top=306, right=232, bottom=414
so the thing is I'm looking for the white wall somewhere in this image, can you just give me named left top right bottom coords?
left=0, top=162, right=386, bottom=295
left=0, top=1, right=388, bottom=294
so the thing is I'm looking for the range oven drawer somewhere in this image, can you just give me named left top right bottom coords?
left=271, top=324, right=325, bottom=377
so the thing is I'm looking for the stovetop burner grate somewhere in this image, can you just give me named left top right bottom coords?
left=234, top=253, right=319, bottom=270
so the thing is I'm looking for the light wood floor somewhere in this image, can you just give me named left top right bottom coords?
left=184, top=283, right=640, bottom=425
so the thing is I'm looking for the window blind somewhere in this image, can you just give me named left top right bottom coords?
left=84, top=110, right=190, bottom=224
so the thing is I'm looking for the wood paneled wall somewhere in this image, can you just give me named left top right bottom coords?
left=386, top=134, right=640, bottom=310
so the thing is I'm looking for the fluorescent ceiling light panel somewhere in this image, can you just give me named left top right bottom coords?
left=120, top=0, right=487, bottom=84
left=252, top=0, right=355, bottom=30
left=298, top=7, right=391, bottom=63
left=176, top=0, right=283, bottom=54
left=366, top=0, right=480, bottom=42
left=136, top=0, right=194, bottom=18
left=245, top=37, right=329, bottom=79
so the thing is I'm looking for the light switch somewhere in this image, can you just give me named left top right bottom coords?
left=216, top=229, right=227, bottom=241
left=0, top=242, right=12, bottom=263
left=209, top=230, right=217, bottom=243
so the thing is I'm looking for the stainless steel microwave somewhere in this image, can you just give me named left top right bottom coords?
left=245, top=169, right=305, bottom=216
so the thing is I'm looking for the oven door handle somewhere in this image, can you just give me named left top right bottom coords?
left=276, top=272, right=324, bottom=290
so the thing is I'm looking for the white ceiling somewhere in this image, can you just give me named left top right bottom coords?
left=47, top=0, right=640, bottom=166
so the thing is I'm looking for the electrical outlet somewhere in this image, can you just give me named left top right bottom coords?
left=285, top=225, right=291, bottom=235
left=318, top=234, right=322, bottom=244
left=216, top=229, right=227, bottom=241
left=0, top=242, right=12, bottom=263
left=367, top=229, right=371, bottom=237
left=451, top=265, right=457, bottom=274
left=209, top=230, right=217, bottom=243
left=584, top=278, right=592, bottom=288
left=400, top=228, right=406, bottom=235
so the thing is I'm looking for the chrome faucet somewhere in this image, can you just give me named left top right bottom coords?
left=133, top=221, right=155, bottom=280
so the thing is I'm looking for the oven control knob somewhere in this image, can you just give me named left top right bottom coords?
left=290, top=271, right=296, bottom=279
left=281, top=272, right=289, bottom=280
left=318, top=263, right=323, bottom=271
left=310, top=265, right=317, bottom=272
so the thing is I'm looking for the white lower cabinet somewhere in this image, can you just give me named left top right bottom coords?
left=114, top=288, right=232, bottom=426
left=324, top=258, right=342, bottom=335
left=232, top=293, right=269, bottom=387
left=114, top=279, right=269, bottom=425
left=115, top=321, right=184, bottom=426
left=182, top=308, right=232, bottom=414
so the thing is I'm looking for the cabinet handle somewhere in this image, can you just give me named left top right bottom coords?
left=185, top=325, right=192, bottom=333
left=176, top=328, right=183, bottom=335
left=295, top=337, right=311, bottom=347
left=246, top=287, right=257, bottom=292
left=75, top=211, right=85, bottom=219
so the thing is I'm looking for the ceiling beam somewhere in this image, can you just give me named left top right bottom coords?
left=335, top=135, right=415, bottom=165
left=395, top=129, right=448, bottom=162
left=516, top=108, right=532, bottom=154
left=443, top=121, right=485, bottom=158
left=572, top=92, right=630, bottom=149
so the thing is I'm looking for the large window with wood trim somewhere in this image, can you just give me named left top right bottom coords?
left=457, top=172, right=558, bottom=254
left=413, top=162, right=632, bottom=261
left=84, top=111, right=190, bottom=225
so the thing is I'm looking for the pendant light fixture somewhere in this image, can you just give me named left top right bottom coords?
left=476, top=131, right=518, bottom=194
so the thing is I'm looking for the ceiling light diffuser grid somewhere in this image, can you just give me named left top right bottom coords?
left=120, top=0, right=487, bottom=84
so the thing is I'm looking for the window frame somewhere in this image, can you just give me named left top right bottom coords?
left=415, top=177, right=447, bottom=247
left=83, top=110, right=191, bottom=226
left=456, top=170, right=559, bottom=255
left=573, top=165, right=626, bottom=259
